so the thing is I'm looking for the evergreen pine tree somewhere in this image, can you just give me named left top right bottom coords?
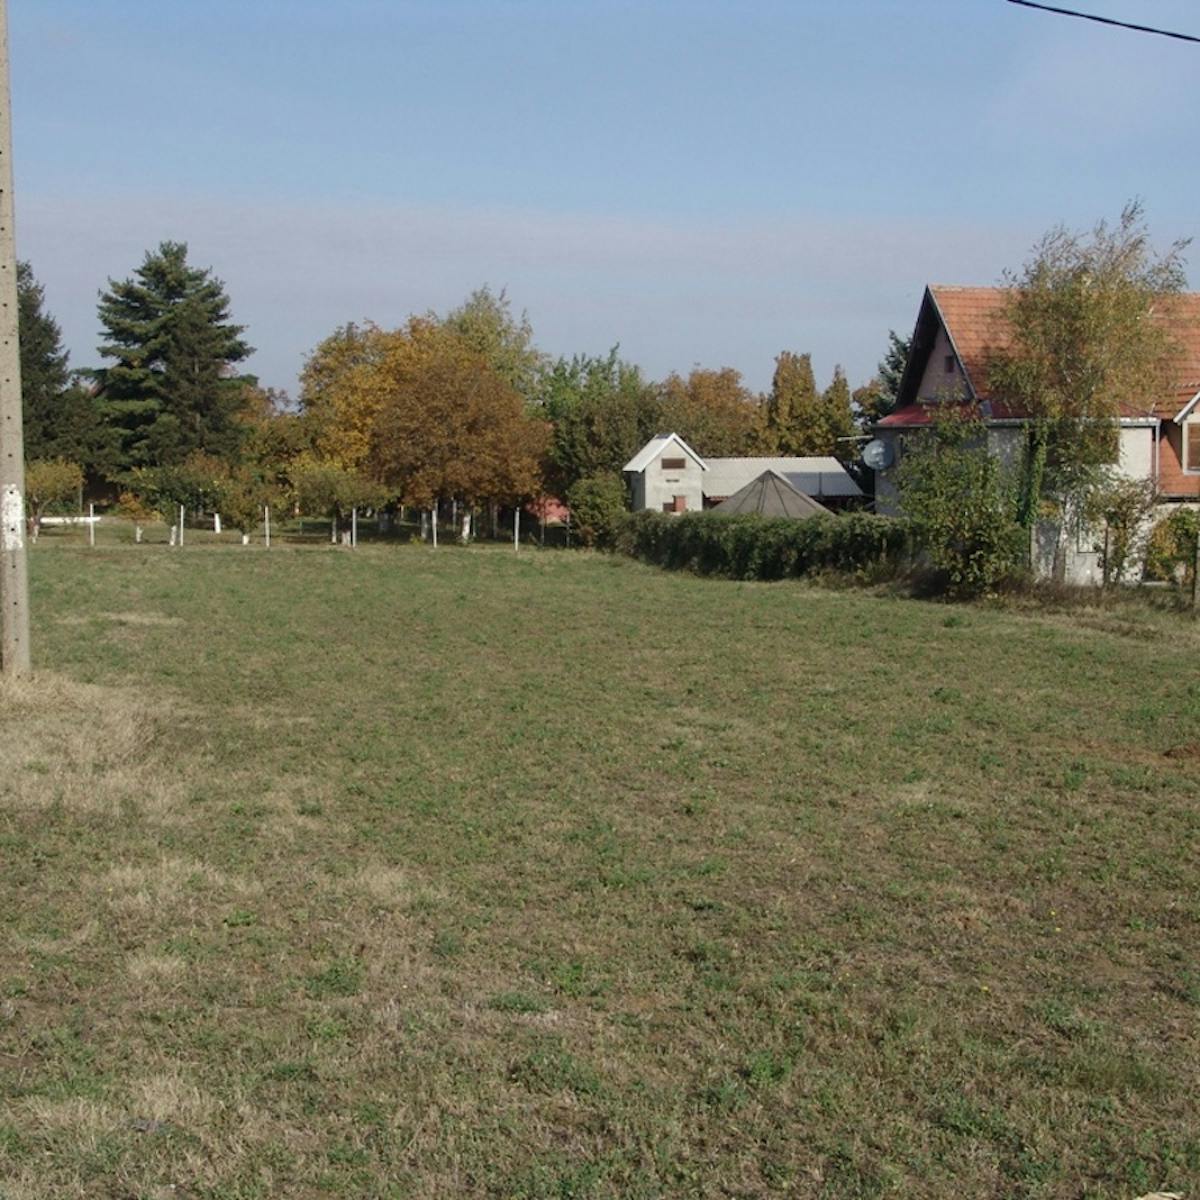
left=17, top=261, right=71, bottom=459
left=852, top=331, right=911, bottom=433
left=96, top=241, right=252, bottom=470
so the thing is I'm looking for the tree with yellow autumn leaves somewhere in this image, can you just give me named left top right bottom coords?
left=298, top=314, right=548, bottom=522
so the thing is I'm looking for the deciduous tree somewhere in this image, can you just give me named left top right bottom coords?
left=565, top=473, right=627, bottom=547
left=764, top=354, right=855, bottom=456
left=894, top=411, right=1024, bottom=597
left=347, top=319, right=549, bottom=509
left=291, top=456, right=385, bottom=527
left=764, top=351, right=818, bottom=453
left=988, top=203, right=1188, bottom=527
left=24, top=459, right=84, bottom=538
left=820, top=365, right=856, bottom=460
left=658, top=367, right=764, bottom=456
left=443, top=286, right=545, bottom=406
left=298, top=322, right=390, bottom=470
left=539, top=348, right=660, bottom=492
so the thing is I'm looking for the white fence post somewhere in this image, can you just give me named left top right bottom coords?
left=514, top=504, right=520, bottom=552
left=264, top=505, right=271, bottom=548
left=178, top=505, right=184, bottom=547
left=352, top=506, right=358, bottom=548
left=88, top=503, right=95, bottom=548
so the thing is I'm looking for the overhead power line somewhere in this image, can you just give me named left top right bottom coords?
left=1005, top=0, right=1200, bottom=44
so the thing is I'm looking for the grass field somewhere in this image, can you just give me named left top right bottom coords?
left=2, top=539, right=1199, bottom=1199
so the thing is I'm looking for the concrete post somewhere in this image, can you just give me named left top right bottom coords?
left=0, top=0, right=30, bottom=676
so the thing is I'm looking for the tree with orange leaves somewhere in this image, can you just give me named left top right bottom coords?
left=361, top=319, right=547, bottom=510
left=657, top=367, right=767, bottom=456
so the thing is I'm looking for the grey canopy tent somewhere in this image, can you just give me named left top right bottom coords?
left=709, top=469, right=831, bottom=518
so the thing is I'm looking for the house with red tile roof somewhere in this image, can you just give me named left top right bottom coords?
left=872, top=285, right=1200, bottom=583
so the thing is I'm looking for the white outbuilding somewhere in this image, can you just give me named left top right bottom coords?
left=623, top=433, right=862, bottom=513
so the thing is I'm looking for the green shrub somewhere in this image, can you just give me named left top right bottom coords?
left=25, top=458, right=84, bottom=527
left=566, top=473, right=627, bottom=547
left=1081, top=473, right=1159, bottom=585
left=894, top=413, right=1025, bottom=597
left=613, top=510, right=910, bottom=582
left=1145, top=507, right=1199, bottom=585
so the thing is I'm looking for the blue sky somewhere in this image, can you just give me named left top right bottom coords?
left=11, top=0, right=1200, bottom=397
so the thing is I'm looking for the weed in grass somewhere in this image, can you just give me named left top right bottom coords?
left=699, top=1075, right=748, bottom=1112
left=431, top=929, right=463, bottom=958
left=264, top=1059, right=319, bottom=1084
left=304, top=959, right=362, bottom=999
left=743, top=1049, right=792, bottom=1087
left=509, top=1047, right=603, bottom=1096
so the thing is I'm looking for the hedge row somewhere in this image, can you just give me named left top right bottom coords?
left=613, top=511, right=913, bottom=581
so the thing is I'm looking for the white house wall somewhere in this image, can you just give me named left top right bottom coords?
left=916, top=326, right=970, bottom=402
left=986, top=426, right=1024, bottom=471
left=875, top=423, right=1161, bottom=585
left=1118, top=425, right=1154, bottom=479
left=637, top=448, right=705, bottom=513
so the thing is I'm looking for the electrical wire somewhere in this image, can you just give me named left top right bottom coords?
left=1005, top=0, right=1200, bottom=44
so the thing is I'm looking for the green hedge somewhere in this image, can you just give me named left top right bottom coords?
left=613, top=511, right=912, bottom=581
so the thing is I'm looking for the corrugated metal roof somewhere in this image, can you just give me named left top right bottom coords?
left=703, top=457, right=862, bottom=499
left=711, top=470, right=831, bottom=518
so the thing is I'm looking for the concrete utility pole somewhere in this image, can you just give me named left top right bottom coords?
left=0, top=0, right=30, bottom=678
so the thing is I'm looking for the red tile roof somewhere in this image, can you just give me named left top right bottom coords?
left=882, top=286, right=1200, bottom=428
left=877, top=403, right=974, bottom=429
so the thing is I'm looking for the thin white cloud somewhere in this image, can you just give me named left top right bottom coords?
left=20, top=192, right=1039, bottom=395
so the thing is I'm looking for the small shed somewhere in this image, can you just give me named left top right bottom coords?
left=622, top=432, right=708, bottom=513
left=710, top=469, right=831, bottom=518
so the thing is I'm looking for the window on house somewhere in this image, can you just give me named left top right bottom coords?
left=943, top=354, right=956, bottom=374
left=661, top=457, right=686, bottom=471
left=1185, top=421, right=1200, bottom=473
left=662, top=501, right=674, bottom=513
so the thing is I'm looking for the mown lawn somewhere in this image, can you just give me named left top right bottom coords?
left=2, top=542, right=1199, bottom=1199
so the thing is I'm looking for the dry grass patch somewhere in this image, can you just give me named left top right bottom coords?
left=98, top=856, right=259, bottom=918
left=125, top=951, right=189, bottom=984
left=0, top=672, right=189, bottom=819
left=57, top=609, right=184, bottom=627
left=128, top=1072, right=219, bottom=1127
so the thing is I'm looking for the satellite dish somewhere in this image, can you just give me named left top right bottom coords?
left=861, top=438, right=894, bottom=470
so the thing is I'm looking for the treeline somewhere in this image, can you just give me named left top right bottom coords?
left=18, top=240, right=909, bottom=533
